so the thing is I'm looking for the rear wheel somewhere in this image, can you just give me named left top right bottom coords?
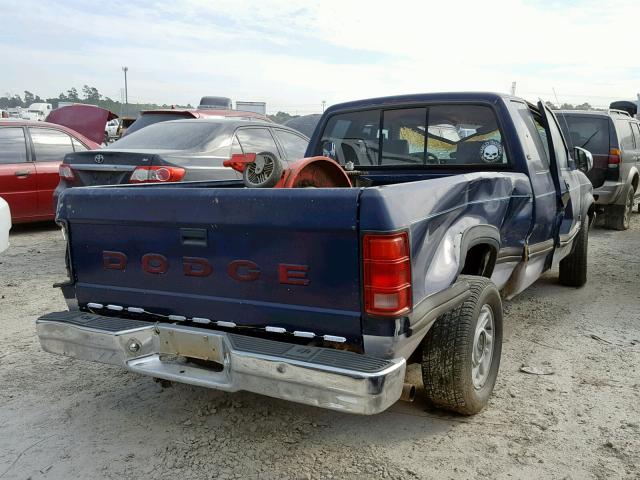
left=421, top=275, right=503, bottom=415
left=605, top=188, right=633, bottom=230
left=559, top=216, right=589, bottom=287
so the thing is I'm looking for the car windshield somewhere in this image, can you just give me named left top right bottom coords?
left=319, top=104, right=509, bottom=167
left=555, top=114, right=610, bottom=154
left=108, top=121, right=221, bottom=150
left=125, top=113, right=193, bottom=135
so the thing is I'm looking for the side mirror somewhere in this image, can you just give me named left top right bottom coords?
left=573, top=146, right=593, bottom=173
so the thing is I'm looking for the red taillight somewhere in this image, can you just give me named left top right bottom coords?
left=223, top=153, right=256, bottom=173
left=129, top=166, right=186, bottom=183
left=608, top=148, right=621, bottom=166
left=59, top=164, right=74, bottom=180
left=363, top=232, right=412, bottom=317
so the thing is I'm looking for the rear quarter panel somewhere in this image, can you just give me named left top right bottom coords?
left=359, top=172, right=532, bottom=303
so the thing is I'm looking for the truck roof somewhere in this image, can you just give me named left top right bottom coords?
left=324, top=92, right=516, bottom=114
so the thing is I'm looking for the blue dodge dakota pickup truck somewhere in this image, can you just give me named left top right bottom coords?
left=37, top=93, right=594, bottom=415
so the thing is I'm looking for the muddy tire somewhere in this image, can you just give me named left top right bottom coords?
left=605, top=188, right=633, bottom=231
left=421, top=275, right=503, bottom=415
left=559, top=216, right=588, bottom=287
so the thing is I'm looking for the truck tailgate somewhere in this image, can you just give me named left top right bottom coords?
left=59, top=185, right=364, bottom=344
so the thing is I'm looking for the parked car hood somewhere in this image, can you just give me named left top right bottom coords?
left=46, top=104, right=118, bottom=145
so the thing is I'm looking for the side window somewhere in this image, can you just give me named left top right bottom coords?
left=632, top=123, right=640, bottom=149
left=0, top=127, right=28, bottom=164
left=273, top=129, right=308, bottom=160
left=546, top=114, right=569, bottom=169
left=231, top=135, right=243, bottom=155
left=511, top=101, right=550, bottom=172
left=235, top=128, right=280, bottom=159
left=30, top=128, right=74, bottom=162
left=72, top=138, right=88, bottom=152
left=616, top=120, right=635, bottom=150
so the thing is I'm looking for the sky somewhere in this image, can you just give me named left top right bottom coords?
left=1, top=0, right=639, bottom=114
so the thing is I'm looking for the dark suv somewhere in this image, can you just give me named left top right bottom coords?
left=556, top=109, right=640, bottom=230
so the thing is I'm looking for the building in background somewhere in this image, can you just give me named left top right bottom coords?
left=235, top=101, right=267, bottom=115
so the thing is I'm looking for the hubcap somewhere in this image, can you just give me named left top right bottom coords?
left=472, top=304, right=495, bottom=390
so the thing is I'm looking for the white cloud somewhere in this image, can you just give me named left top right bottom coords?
left=2, top=0, right=639, bottom=112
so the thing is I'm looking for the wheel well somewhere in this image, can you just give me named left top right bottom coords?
left=460, top=243, right=497, bottom=278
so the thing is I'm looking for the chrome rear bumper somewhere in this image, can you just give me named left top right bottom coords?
left=36, top=311, right=405, bottom=415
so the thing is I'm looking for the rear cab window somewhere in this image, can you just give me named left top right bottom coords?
left=318, top=104, right=509, bottom=167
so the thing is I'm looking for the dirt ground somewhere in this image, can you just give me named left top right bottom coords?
left=1, top=215, right=639, bottom=480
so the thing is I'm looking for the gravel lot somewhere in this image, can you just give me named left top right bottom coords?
left=1, top=216, right=639, bottom=480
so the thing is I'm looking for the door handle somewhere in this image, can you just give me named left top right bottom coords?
left=14, top=170, right=31, bottom=177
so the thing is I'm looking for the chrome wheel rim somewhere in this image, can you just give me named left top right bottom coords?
left=472, top=304, right=495, bottom=390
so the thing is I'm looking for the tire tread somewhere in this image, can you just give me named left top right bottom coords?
left=559, top=217, right=588, bottom=287
left=421, top=276, right=501, bottom=415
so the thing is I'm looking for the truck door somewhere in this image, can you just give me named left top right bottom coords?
left=537, top=102, right=581, bottom=250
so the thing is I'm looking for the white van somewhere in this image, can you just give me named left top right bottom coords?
left=24, top=103, right=53, bottom=121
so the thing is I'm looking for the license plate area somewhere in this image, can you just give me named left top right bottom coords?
left=159, top=326, right=224, bottom=363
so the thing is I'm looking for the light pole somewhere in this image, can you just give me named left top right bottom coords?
left=122, top=66, right=129, bottom=113
left=321, top=100, right=326, bottom=112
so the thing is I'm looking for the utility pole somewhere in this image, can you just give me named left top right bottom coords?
left=122, top=66, right=129, bottom=114
left=321, top=100, right=326, bottom=112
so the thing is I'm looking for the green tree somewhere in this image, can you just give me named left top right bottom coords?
left=82, top=85, right=101, bottom=103
left=268, top=111, right=299, bottom=124
left=67, top=88, right=79, bottom=102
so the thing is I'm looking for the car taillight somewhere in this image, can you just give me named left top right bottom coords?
left=59, top=164, right=74, bottom=180
left=129, top=166, right=186, bottom=183
left=608, top=148, right=621, bottom=166
left=363, top=231, right=412, bottom=317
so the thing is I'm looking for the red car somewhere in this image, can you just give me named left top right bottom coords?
left=0, top=111, right=103, bottom=223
